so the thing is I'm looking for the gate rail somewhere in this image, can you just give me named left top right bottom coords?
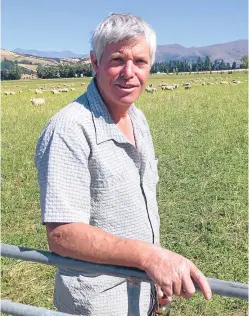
left=1, top=243, right=248, bottom=315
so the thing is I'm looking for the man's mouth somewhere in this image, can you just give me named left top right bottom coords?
left=116, top=84, right=137, bottom=89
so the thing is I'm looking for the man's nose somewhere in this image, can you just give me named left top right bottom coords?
left=121, top=61, right=135, bottom=79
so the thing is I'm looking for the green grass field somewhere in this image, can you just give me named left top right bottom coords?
left=1, top=72, right=248, bottom=315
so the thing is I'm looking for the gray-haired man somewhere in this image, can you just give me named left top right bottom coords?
left=35, top=13, right=212, bottom=316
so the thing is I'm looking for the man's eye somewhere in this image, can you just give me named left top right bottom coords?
left=112, top=57, right=122, bottom=61
left=136, top=60, right=147, bottom=64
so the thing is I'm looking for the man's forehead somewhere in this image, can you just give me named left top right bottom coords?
left=104, top=38, right=150, bottom=55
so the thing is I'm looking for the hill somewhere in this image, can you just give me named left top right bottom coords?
left=1, top=49, right=91, bottom=76
left=11, top=39, right=248, bottom=64
left=156, top=40, right=248, bottom=64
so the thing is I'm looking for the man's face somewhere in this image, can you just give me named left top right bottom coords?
left=91, top=37, right=151, bottom=109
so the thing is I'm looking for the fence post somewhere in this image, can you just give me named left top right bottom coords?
left=127, top=277, right=141, bottom=316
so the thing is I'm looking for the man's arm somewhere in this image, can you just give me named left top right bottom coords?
left=46, top=222, right=212, bottom=301
left=46, top=222, right=150, bottom=269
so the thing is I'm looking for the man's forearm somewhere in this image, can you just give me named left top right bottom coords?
left=46, top=222, right=152, bottom=270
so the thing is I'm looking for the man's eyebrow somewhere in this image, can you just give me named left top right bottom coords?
left=110, top=52, right=123, bottom=57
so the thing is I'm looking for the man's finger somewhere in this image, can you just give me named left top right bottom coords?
left=180, top=275, right=196, bottom=299
left=173, top=279, right=182, bottom=296
left=190, top=264, right=212, bottom=300
left=161, top=285, right=173, bottom=298
left=156, top=285, right=164, bottom=298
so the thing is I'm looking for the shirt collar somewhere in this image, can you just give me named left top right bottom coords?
left=86, top=78, right=144, bottom=145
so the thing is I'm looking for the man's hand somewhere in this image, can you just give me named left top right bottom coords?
left=144, top=246, right=212, bottom=301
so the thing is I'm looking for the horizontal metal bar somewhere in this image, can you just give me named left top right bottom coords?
left=1, top=300, right=72, bottom=316
left=1, top=243, right=248, bottom=300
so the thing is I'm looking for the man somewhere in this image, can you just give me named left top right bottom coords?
left=35, top=13, right=212, bottom=316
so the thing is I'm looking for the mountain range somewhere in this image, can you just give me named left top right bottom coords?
left=12, top=39, right=248, bottom=64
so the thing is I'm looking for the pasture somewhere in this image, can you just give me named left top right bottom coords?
left=1, top=72, right=248, bottom=315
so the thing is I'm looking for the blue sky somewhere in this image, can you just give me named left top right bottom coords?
left=2, top=0, right=248, bottom=54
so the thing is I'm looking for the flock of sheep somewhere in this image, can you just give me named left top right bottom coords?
left=3, top=76, right=244, bottom=106
left=144, top=78, right=243, bottom=93
left=3, top=82, right=88, bottom=106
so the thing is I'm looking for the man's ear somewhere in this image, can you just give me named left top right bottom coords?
left=90, top=51, right=99, bottom=73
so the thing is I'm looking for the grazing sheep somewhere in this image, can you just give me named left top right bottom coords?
left=70, top=88, right=77, bottom=91
left=232, top=80, right=241, bottom=84
left=145, top=87, right=156, bottom=93
left=58, top=88, right=69, bottom=93
left=51, top=89, right=60, bottom=94
left=10, top=91, right=16, bottom=95
left=161, top=85, right=174, bottom=91
left=220, top=81, right=229, bottom=84
left=185, top=84, right=192, bottom=89
left=35, top=89, right=43, bottom=94
left=30, top=98, right=45, bottom=106
left=173, top=84, right=179, bottom=89
left=4, top=91, right=11, bottom=95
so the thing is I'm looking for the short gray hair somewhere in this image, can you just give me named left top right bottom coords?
left=91, top=13, right=156, bottom=66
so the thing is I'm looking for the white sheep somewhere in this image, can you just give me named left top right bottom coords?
left=58, top=88, right=69, bottom=93
left=51, top=89, right=60, bottom=94
left=10, top=91, right=16, bottom=95
left=145, top=87, right=156, bottom=93
left=35, top=89, right=43, bottom=94
left=70, top=88, right=76, bottom=91
left=4, top=91, right=11, bottom=95
left=30, top=98, right=45, bottom=106
left=220, top=81, right=229, bottom=84
left=232, top=80, right=241, bottom=84
left=185, top=84, right=192, bottom=89
left=161, top=85, right=174, bottom=91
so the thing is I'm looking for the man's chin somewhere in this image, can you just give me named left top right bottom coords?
left=118, top=97, right=136, bottom=107
left=118, top=92, right=139, bottom=105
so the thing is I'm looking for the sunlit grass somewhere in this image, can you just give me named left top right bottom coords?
left=1, top=73, right=248, bottom=315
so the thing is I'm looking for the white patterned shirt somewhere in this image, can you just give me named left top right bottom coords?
left=35, top=78, right=160, bottom=316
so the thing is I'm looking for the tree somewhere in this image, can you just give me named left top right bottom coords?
left=241, top=55, right=248, bottom=68
left=204, top=56, right=211, bottom=71
left=232, top=61, right=236, bottom=69
left=1, top=68, right=10, bottom=80
left=196, top=57, right=203, bottom=71
left=10, top=65, right=22, bottom=79
left=1, top=59, right=15, bottom=70
left=219, top=59, right=226, bottom=70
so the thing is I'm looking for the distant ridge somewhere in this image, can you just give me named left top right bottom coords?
left=12, top=48, right=89, bottom=59
left=3, top=39, right=248, bottom=64
left=156, top=39, right=248, bottom=64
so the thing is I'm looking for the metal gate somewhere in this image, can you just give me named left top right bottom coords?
left=1, top=243, right=248, bottom=316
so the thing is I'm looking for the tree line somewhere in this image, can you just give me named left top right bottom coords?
left=151, top=56, right=248, bottom=74
left=36, top=63, right=93, bottom=79
left=1, top=55, right=248, bottom=80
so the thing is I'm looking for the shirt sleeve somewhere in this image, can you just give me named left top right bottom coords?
left=35, top=121, right=91, bottom=224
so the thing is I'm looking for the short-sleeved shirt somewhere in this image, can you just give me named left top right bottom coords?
left=35, top=78, right=160, bottom=316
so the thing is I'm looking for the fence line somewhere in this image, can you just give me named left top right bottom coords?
left=1, top=243, right=248, bottom=316
left=1, top=300, right=72, bottom=316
